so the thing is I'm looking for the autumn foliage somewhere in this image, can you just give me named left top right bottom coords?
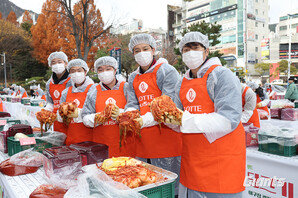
left=22, top=11, right=33, bottom=24
left=7, top=11, right=18, bottom=25
left=31, top=0, right=108, bottom=67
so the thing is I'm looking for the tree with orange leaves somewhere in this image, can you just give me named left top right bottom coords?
left=31, top=0, right=109, bottom=67
left=0, top=12, right=2, bottom=19
left=7, top=11, right=18, bottom=25
left=22, top=11, right=33, bottom=24
left=53, top=0, right=110, bottom=62
left=31, top=0, right=76, bottom=65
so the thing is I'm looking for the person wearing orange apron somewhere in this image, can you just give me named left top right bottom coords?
left=15, top=86, right=28, bottom=98
left=241, top=84, right=260, bottom=128
left=44, top=52, right=72, bottom=134
left=171, top=32, right=246, bottom=198
left=82, top=56, right=134, bottom=157
left=247, top=81, right=270, bottom=118
left=57, top=59, right=94, bottom=145
left=126, top=33, right=182, bottom=195
left=33, top=85, right=47, bottom=101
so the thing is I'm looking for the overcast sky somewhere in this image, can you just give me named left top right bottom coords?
left=10, top=0, right=298, bottom=29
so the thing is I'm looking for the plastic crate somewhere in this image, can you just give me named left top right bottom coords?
left=0, top=119, right=21, bottom=131
left=139, top=182, right=175, bottom=198
left=258, top=133, right=297, bottom=157
left=7, top=134, right=53, bottom=156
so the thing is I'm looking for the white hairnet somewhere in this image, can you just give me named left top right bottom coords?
left=179, top=31, right=209, bottom=53
left=31, top=85, right=38, bottom=90
left=67, top=59, right=89, bottom=73
left=47, top=51, right=68, bottom=66
left=11, top=84, right=17, bottom=88
left=128, top=33, right=157, bottom=52
left=247, top=81, right=259, bottom=90
left=94, top=56, right=118, bottom=72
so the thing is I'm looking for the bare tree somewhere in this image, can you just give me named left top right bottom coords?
left=51, top=0, right=112, bottom=61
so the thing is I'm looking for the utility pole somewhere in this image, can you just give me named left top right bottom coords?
left=243, top=0, right=248, bottom=79
left=0, top=53, right=7, bottom=88
left=287, top=14, right=292, bottom=80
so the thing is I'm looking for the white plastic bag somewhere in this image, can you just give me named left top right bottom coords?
left=64, top=165, right=146, bottom=198
left=270, top=99, right=294, bottom=109
left=10, top=148, right=44, bottom=167
left=34, top=131, right=66, bottom=146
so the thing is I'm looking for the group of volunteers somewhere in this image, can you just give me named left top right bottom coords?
left=4, top=83, right=46, bottom=100
left=43, top=31, right=247, bottom=198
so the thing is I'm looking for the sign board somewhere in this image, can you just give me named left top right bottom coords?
left=279, top=43, right=298, bottom=59
left=110, top=48, right=122, bottom=74
left=261, top=38, right=270, bottom=60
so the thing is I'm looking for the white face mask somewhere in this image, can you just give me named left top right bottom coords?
left=70, top=72, right=85, bottom=85
left=134, top=51, right=153, bottom=67
left=52, top=63, right=65, bottom=74
left=98, top=71, right=115, bottom=84
left=182, top=50, right=205, bottom=70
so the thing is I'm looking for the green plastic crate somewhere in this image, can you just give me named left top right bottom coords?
left=139, top=182, right=175, bottom=198
left=0, top=119, right=21, bottom=131
left=259, top=143, right=297, bottom=157
left=295, top=102, right=298, bottom=109
left=7, top=134, right=53, bottom=156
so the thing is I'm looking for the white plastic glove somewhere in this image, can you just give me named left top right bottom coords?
left=57, top=111, right=63, bottom=123
left=44, top=103, right=54, bottom=112
left=111, top=105, right=120, bottom=120
left=181, top=111, right=232, bottom=143
left=83, top=114, right=96, bottom=128
left=140, top=112, right=158, bottom=129
left=73, top=108, right=83, bottom=123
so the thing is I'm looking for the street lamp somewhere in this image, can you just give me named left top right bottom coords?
left=287, top=14, right=292, bottom=80
left=0, top=53, right=7, bottom=88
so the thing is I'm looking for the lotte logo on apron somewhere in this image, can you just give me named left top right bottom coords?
left=105, top=97, right=116, bottom=105
left=139, top=81, right=148, bottom=93
left=54, top=90, right=60, bottom=99
left=73, top=99, right=80, bottom=107
left=186, top=88, right=196, bottom=103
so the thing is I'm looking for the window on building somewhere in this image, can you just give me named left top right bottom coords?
left=291, top=23, right=298, bottom=29
left=255, top=34, right=258, bottom=40
left=255, top=22, right=258, bottom=27
left=255, top=47, right=258, bottom=52
left=256, top=0, right=258, bottom=2
left=263, top=11, right=265, bottom=15
left=279, top=16, right=288, bottom=21
left=256, top=59, right=258, bottom=63
left=263, top=23, right=265, bottom=27
left=279, top=25, right=287, bottom=31
left=255, top=9, right=258, bottom=15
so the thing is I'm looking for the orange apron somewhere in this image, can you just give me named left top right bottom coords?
left=21, top=91, right=28, bottom=98
left=242, top=86, right=260, bottom=128
left=64, top=84, right=93, bottom=145
left=49, top=77, right=71, bottom=134
left=179, top=65, right=246, bottom=193
left=133, top=64, right=182, bottom=158
left=94, top=82, right=135, bottom=157
left=0, top=98, right=3, bottom=112
left=256, top=95, right=269, bottom=115
left=36, top=90, right=47, bottom=101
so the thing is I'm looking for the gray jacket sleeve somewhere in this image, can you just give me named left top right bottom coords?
left=208, top=67, right=242, bottom=131
left=125, top=73, right=140, bottom=111
left=60, top=88, right=69, bottom=104
left=242, top=87, right=256, bottom=123
left=123, top=82, right=129, bottom=101
left=156, top=63, right=181, bottom=100
left=174, top=79, right=184, bottom=110
left=81, top=84, right=98, bottom=118
left=45, top=79, right=53, bottom=104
